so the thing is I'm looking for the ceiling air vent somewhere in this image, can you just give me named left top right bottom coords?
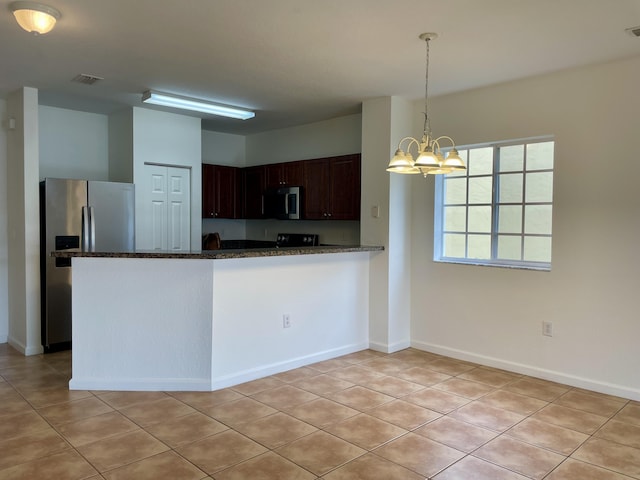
left=625, top=25, right=640, bottom=37
left=71, top=74, right=104, bottom=85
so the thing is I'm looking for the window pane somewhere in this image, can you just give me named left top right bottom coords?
left=524, top=205, right=552, bottom=234
left=468, top=147, right=493, bottom=175
left=523, top=236, right=552, bottom=262
left=525, top=172, right=553, bottom=202
left=498, top=173, right=523, bottom=203
left=468, top=234, right=491, bottom=259
left=498, top=205, right=522, bottom=233
left=444, top=177, right=466, bottom=204
left=468, top=177, right=492, bottom=204
left=498, top=235, right=522, bottom=260
left=468, top=206, right=491, bottom=233
left=499, top=145, right=524, bottom=172
left=443, top=233, right=465, bottom=258
left=527, top=142, right=554, bottom=170
left=444, top=206, right=466, bottom=231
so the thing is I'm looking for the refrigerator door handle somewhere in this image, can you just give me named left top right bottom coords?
left=89, top=206, right=96, bottom=252
left=82, top=206, right=90, bottom=251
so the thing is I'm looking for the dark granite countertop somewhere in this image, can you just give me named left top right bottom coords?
left=51, top=245, right=384, bottom=260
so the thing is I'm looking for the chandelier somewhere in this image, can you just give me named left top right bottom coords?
left=387, top=33, right=466, bottom=176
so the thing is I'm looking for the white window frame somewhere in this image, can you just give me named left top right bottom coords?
left=434, top=136, right=554, bottom=271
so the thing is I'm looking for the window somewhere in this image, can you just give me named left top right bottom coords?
left=434, top=137, right=554, bottom=270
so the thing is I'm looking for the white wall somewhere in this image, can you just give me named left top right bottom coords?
left=410, top=56, right=640, bottom=400
left=39, top=106, right=109, bottom=181
left=211, top=253, right=370, bottom=387
left=69, top=253, right=371, bottom=391
left=132, top=107, right=202, bottom=249
left=245, top=114, right=361, bottom=165
left=0, top=99, right=8, bottom=343
left=202, top=130, right=246, bottom=166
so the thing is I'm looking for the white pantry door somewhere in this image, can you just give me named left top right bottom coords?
left=140, top=164, right=191, bottom=251
left=166, top=167, right=190, bottom=251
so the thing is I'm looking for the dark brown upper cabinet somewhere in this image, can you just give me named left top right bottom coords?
left=265, top=161, right=304, bottom=189
left=202, top=164, right=239, bottom=219
left=303, top=154, right=361, bottom=220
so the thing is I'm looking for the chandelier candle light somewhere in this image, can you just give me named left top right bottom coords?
left=387, top=33, right=466, bottom=176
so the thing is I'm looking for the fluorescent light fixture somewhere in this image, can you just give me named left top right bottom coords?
left=142, top=90, right=255, bottom=120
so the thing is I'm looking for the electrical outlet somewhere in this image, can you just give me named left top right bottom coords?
left=542, top=321, right=553, bottom=337
left=283, top=314, right=291, bottom=328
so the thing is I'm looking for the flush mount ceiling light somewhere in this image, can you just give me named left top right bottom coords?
left=142, top=90, right=255, bottom=120
left=9, top=1, right=61, bottom=35
left=387, top=33, right=466, bottom=176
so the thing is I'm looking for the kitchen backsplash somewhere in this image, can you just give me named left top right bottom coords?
left=203, top=218, right=360, bottom=245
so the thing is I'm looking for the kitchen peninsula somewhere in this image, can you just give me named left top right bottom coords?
left=55, top=245, right=383, bottom=391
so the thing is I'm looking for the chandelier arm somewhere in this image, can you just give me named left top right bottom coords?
left=397, top=136, right=421, bottom=154
left=431, top=135, right=457, bottom=152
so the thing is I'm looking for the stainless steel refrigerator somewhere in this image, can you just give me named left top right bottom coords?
left=40, top=178, right=135, bottom=352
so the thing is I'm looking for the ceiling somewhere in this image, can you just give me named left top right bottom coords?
left=1, top=0, right=639, bottom=135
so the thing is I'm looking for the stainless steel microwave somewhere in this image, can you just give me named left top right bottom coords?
left=263, top=186, right=302, bottom=220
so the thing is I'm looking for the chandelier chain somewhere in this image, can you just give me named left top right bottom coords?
left=423, top=36, right=431, bottom=138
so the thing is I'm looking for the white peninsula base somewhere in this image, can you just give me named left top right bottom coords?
left=69, top=252, right=372, bottom=391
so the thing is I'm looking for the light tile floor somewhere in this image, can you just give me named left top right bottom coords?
left=1, top=343, right=640, bottom=479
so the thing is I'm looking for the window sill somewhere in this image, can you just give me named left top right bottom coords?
left=434, top=258, right=551, bottom=272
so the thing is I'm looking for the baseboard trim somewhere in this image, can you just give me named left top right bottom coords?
left=70, top=377, right=213, bottom=392
left=210, top=342, right=369, bottom=391
left=70, top=342, right=370, bottom=392
left=7, top=336, right=44, bottom=356
left=412, top=341, right=640, bottom=402
left=369, top=339, right=411, bottom=354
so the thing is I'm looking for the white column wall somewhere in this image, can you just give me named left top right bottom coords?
left=361, top=97, right=412, bottom=352
left=410, top=56, right=640, bottom=400
left=6, top=88, right=42, bottom=355
left=0, top=99, right=8, bottom=343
